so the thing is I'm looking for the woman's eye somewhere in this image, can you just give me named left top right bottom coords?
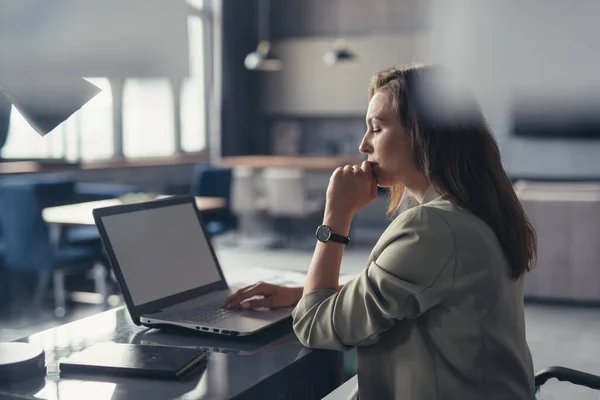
left=372, top=128, right=381, bottom=134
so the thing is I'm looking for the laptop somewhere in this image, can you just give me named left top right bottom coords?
left=93, top=196, right=292, bottom=337
left=131, top=322, right=296, bottom=356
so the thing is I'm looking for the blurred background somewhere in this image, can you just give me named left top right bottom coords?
left=1, top=1, right=600, bottom=398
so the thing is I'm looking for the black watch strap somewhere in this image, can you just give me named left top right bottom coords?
left=329, top=232, right=350, bottom=245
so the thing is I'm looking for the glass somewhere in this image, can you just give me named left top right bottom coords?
left=2, top=10, right=209, bottom=161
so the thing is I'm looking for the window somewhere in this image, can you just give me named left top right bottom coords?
left=2, top=2, right=211, bottom=161
left=181, top=15, right=207, bottom=153
left=77, top=78, right=114, bottom=161
left=122, top=79, right=175, bottom=158
left=122, top=16, right=206, bottom=158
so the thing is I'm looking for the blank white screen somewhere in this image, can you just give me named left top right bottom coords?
left=100, top=203, right=222, bottom=306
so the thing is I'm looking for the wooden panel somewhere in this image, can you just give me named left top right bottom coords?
left=218, top=155, right=364, bottom=170
left=0, top=160, right=77, bottom=174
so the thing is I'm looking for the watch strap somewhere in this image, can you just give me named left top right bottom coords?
left=329, top=232, right=350, bottom=244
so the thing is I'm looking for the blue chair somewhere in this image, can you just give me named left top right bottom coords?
left=190, top=164, right=234, bottom=236
left=0, top=174, right=136, bottom=249
left=0, top=172, right=97, bottom=251
left=0, top=182, right=108, bottom=317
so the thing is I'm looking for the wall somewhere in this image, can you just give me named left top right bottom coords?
left=261, top=0, right=431, bottom=156
left=270, top=0, right=430, bottom=38
left=426, top=0, right=600, bottom=178
left=263, top=0, right=600, bottom=178
left=261, top=33, right=430, bottom=116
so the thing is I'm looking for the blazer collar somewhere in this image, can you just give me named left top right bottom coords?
left=420, top=185, right=443, bottom=205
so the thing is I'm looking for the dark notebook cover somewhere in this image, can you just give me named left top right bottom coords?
left=59, top=342, right=207, bottom=379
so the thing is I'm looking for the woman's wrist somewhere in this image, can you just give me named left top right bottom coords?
left=323, top=209, right=353, bottom=236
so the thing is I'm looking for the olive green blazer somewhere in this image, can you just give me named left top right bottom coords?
left=292, top=186, right=535, bottom=400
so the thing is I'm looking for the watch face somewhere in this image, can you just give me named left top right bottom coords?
left=316, top=225, right=331, bottom=242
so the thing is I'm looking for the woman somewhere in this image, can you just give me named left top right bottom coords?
left=225, top=65, right=537, bottom=400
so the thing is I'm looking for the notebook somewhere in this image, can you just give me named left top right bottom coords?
left=59, top=342, right=207, bottom=379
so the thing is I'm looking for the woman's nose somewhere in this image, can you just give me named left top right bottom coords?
left=359, top=137, right=373, bottom=154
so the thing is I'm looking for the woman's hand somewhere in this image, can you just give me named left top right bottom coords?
left=224, top=282, right=303, bottom=310
left=325, top=160, right=378, bottom=226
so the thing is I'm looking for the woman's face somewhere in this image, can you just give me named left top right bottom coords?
left=359, top=91, right=420, bottom=188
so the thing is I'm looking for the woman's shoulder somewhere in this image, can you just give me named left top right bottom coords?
left=369, top=203, right=456, bottom=266
left=423, top=198, right=497, bottom=238
left=376, top=196, right=487, bottom=249
left=373, top=203, right=455, bottom=253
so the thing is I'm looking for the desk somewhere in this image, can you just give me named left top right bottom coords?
left=40, top=196, right=224, bottom=315
left=219, top=156, right=364, bottom=171
left=0, top=267, right=346, bottom=400
left=42, top=196, right=227, bottom=226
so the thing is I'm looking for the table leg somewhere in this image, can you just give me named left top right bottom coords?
left=92, top=263, right=109, bottom=311
left=48, top=224, right=64, bottom=247
left=53, top=270, right=66, bottom=318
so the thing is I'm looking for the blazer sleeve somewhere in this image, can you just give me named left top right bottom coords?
left=292, top=207, right=456, bottom=351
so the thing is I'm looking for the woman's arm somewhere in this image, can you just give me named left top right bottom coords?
left=226, top=162, right=369, bottom=310
left=303, top=161, right=376, bottom=295
left=292, top=207, right=456, bottom=351
left=303, top=212, right=352, bottom=296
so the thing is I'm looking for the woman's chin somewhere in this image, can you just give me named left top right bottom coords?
left=375, top=179, right=393, bottom=188
left=374, top=175, right=400, bottom=188
left=373, top=169, right=399, bottom=188
left=373, top=171, right=387, bottom=188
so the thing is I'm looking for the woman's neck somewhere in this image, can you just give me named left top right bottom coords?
left=404, top=176, right=432, bottom=204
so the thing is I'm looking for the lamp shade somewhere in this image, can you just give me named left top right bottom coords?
left=323, top=45, right=358, bottom=66
left=244, top=41, right=281, bottom=71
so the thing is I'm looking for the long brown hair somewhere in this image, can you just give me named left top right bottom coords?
left=369, top=65, right=537, bottom=280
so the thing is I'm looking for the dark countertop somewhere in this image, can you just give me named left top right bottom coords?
left=0, top=307, right=344, bottom=400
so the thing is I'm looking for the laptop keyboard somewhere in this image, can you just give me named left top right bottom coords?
left=165, top=302, right=238, bottom=325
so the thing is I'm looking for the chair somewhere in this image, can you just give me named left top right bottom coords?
left=0, top=175, right=138, bottom=249
left=0, top=182, right=108, bottom=318
left=0, top=172, right=101, bottom=249
left=535, top=367, right=600, bottom=394
left=322, top=369, right=600, bottom=399
left=230, top=167, right=268, bottom=243
left=22, top=172, right=78, bottom=208
left=190, top=163, right=234, bottom=236
left=262, top=168, right=324, bottom=247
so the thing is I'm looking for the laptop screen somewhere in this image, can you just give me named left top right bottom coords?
left=99, top=202, right=222, bottom=306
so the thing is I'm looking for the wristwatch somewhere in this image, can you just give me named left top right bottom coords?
left=315, top=225, right=350, bottom=245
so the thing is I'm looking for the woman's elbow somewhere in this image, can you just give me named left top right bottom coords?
left=292, top=313, right=315, bottom=348
left=292, top=313, right=348, bottom=351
